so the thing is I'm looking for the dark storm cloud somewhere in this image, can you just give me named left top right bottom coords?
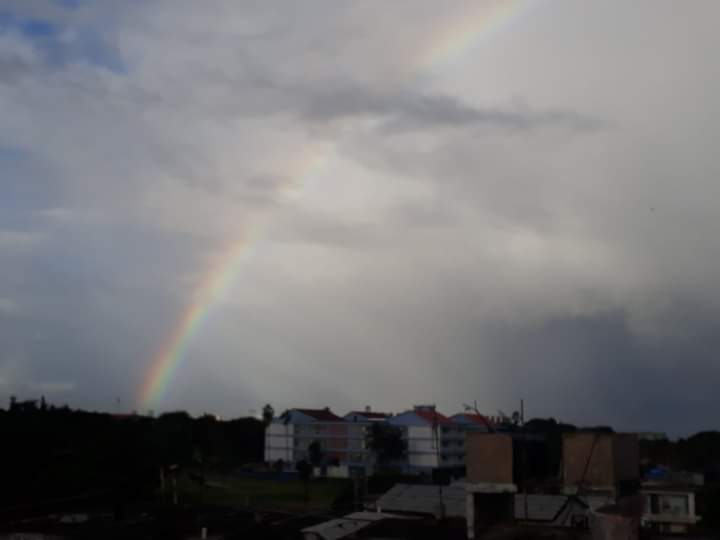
left=478, top=308, right=720, bottom=436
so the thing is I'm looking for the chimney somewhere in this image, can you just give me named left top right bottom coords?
left=365, top=405, right=371, bottom=413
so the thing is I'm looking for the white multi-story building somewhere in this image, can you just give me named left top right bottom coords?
left=265, top=405, right=493, bottom=476
left=388, top=405, right=468, bottom=473
left=344, top=408, right=393, bottom=473
left=264, top=408, right=348, bottom=467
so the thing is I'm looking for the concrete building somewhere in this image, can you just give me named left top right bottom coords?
left=464, top=433, right=518, bottom=539
left=464, top=431, right=641, bottom=539
left=562, top=432, right=639, bottom=495
left=641, top=475, right=702, bottom=534
left=264, top=408, right=348, bottom=467
left=388, top=405, right=465, bottom=473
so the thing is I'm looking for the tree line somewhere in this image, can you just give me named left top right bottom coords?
left=0, top=397, right=265, bottom=509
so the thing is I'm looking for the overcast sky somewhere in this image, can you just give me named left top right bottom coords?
left=1, top=0, right=719, bottom=436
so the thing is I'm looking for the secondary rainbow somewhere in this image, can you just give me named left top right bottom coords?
left=138, top=0, right=535, bottom=410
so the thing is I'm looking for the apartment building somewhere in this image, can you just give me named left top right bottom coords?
left=388, top=405, right=467, bottom=473
left=343, top=408, right=393, bottom=472
left=264, top=408, right=348, bottom=466
left=265, top=404, right=494, bottom=476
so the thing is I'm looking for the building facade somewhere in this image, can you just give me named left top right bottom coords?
left=343, top=409, right=392, bottom=473
left=265, top=404, right=495, bottom=476
left=388, top=405, right=467, bottom=473
left=264, top=408, right=348, bottom=466
left=641, top=481, right=702, bottom=534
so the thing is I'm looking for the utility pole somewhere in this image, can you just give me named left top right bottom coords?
left=432, top=408, right=445, bottom=520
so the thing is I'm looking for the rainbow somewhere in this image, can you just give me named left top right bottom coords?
left=418, top=0, right=534, bottom=74
left=139, top=148, right=331, bottom=408
left=138, top=0, right=535, bottom=410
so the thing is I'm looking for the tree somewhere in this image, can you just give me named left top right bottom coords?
left=262, top=403, right=275, bottom=426
left=308, top=440, right=324, bottom=466
left=296, top=459, right=313, bottom=503
left=367, top=423, right=405, bottom=464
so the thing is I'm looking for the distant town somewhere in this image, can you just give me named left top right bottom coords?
left=2, top=398, right=719, bottom=539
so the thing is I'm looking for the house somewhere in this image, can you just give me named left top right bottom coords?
left=264, top=408, right=348, bottom=468
left=388, top=405, right=465, bottom=474
left=641, top=471, right=703, bottom=534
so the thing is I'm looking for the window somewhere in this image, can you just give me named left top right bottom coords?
left=650, top=494, right=689, bottom=516
left=660, top=495, right=689, bottom=516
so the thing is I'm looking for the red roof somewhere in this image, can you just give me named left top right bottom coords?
left=347, top=411, right=391, bottom=419
left=459, top=413, right=495, bottom=428
left=295, top=408, right=344, bottom=422
left=413, top=409, right=452, bottom=425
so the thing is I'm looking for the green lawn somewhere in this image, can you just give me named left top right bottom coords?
left=171, top=473, right=351, bottom=511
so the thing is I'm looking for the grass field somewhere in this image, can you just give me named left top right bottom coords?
left=172, top=472, right=351, bottom=511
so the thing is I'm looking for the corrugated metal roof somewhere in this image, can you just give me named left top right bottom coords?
left=375, top=482, right=466, bottom=518
left=514, top=494, right=568, bottom=521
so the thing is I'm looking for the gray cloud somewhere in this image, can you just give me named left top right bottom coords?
left=300, top=85, right=597, bottom=132
left=0, top=0, right=719, bottom=436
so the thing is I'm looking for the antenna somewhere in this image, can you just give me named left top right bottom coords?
left=463, top=400, right=494, bottom=433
